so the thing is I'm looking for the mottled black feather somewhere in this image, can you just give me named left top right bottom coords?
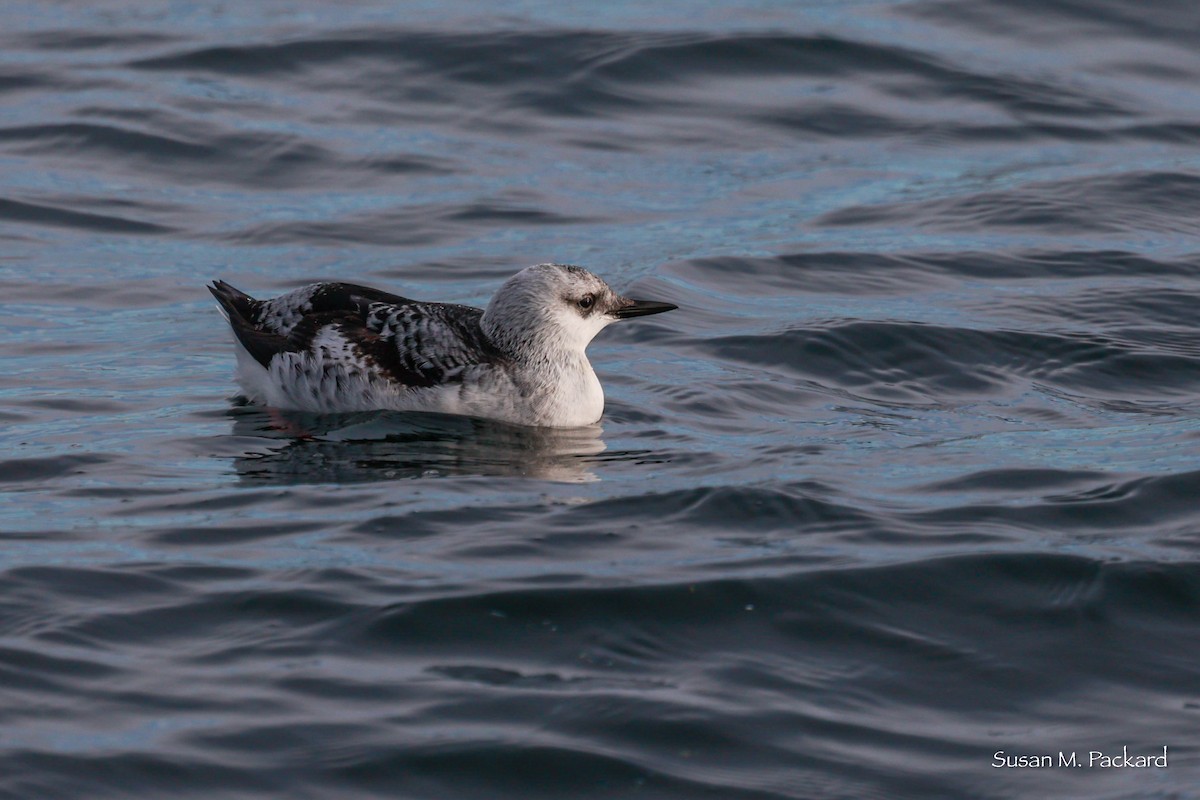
left=305, top=283, right=415, bottom=316
left=210, top=279, right=507, bottom=388
left=351, top=329, right=443, bottom=389
left=369, top=303, right=508, bottom=386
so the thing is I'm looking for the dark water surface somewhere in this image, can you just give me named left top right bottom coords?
left=4, top=1, right=1200, bottom=797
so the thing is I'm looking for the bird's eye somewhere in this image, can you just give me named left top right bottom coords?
left=578, top=295, right=594, bottom=310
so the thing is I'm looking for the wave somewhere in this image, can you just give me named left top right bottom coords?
left=819, top=171, right=1200, bottom=236
left=702, top=319, right=1200, bottom=403
left=3, top=553, right=1196, bottom=797
left=6, top=6, right=1200, bottom=798
left=0, top=196, right=172, bottom=234
left=0, top=120, right=453, bottom=195
left=121, top=30, right=1141, bottom=142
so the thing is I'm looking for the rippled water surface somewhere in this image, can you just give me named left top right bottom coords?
left=4, top=1, right=1200, bottom=798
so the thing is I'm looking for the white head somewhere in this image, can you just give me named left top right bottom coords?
left=481, top=264, right=676, bottom=359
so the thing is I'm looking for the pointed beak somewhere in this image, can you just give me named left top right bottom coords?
left=611, top=298, right=678, bottom=319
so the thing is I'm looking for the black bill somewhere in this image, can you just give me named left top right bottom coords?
left=612, top=299, right=678, bottom=319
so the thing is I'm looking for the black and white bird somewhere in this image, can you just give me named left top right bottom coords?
left=208, top=264, right=676, bottom=427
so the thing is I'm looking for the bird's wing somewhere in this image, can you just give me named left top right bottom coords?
left=209, top=280, right=502, bottom=389
left=210, top=281, right=418, bottom=337
left=221, top=309, right=450, bottom=390
left=370, top=302, right=505, bottom=387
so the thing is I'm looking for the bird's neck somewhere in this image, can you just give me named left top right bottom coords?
left=511, top=348, right=604, bottom=427
left=480, top=319, right=605, bottom=425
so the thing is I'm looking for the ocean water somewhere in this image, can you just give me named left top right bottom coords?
left=3, top=1, right=1200, bottom=797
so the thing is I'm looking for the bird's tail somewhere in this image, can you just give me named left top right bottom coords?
left=207, top=280, right=258, bottom=323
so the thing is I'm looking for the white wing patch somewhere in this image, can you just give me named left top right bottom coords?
left=263, top=325, right=399, bottom=412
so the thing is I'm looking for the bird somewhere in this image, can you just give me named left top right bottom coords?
left=207, top=263, right=676, bottom=427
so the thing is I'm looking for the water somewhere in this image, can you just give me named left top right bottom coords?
left=3, top=1, right=1199, bottom=797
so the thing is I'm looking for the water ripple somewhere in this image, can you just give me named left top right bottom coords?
left=5, top=1, right=1200, bottom=797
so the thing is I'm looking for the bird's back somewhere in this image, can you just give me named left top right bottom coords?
left=209, top=281, right=507, bottom=411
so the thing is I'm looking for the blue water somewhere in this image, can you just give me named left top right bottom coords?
left=3, top=1, right=1200, bottom=798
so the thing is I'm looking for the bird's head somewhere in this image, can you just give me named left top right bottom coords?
left=482, top=263, right=676, bottom=357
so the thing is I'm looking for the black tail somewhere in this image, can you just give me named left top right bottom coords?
left=207, top=280, right=260, bottom=323
left=208, top=280, right=291, bottom=368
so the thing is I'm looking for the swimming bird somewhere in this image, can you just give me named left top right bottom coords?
left=208, top=264, right=676, bottom=427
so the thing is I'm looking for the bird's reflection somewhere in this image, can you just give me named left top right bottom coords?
left=226, top=404, right=607, bottom=483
